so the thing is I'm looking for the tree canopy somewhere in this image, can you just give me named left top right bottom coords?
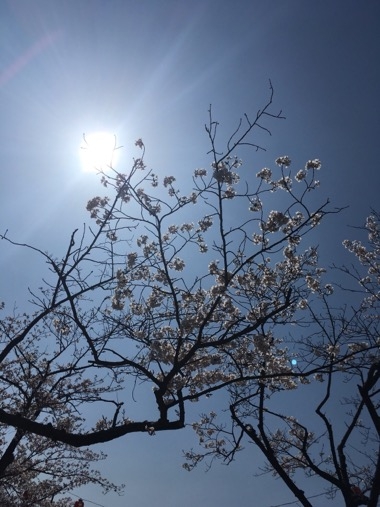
left=1, top=85, right=378, bottom=505
left=184, top=212, right=380, bottom=507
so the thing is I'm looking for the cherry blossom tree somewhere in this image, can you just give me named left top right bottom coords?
left=184, top=212, right=380, bottom=507
left=0, top=319, right=122, bottom=506
left=0, top=83, right=346, bottom=499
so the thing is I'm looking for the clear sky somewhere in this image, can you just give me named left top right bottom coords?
left=1, top=1, right=379, bottom=506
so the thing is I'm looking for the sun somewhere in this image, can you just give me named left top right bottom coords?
left=79, top=131, right=119, bottom=173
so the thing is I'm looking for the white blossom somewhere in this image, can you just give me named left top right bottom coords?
left=127, top=252, right=138, bottom=268
left=169, top=257, right=185, bottom=271
left=198, top=216, right=213, bottom=232
left=256, top=167, right=272, bottom=181
left=305, top=159, right=321, bottom=170
left=275, top=156, right=291, bottom=167
left=163, top=176, right=176, bottom=187
left=295, top=169, right=306, bottom=182
left=194, top=168, right=207, bottom=177
left=249, top=198, right=262, bottom=212
left=261, top=211, right=289, bottom=232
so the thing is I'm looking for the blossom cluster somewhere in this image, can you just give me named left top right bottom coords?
left=343, top=213, right=380, bottom=307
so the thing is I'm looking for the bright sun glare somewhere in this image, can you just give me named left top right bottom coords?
left=80, top=131, right=119, bottom=173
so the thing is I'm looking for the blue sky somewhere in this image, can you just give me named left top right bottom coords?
left=1, top=1, right=380, bottom=506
